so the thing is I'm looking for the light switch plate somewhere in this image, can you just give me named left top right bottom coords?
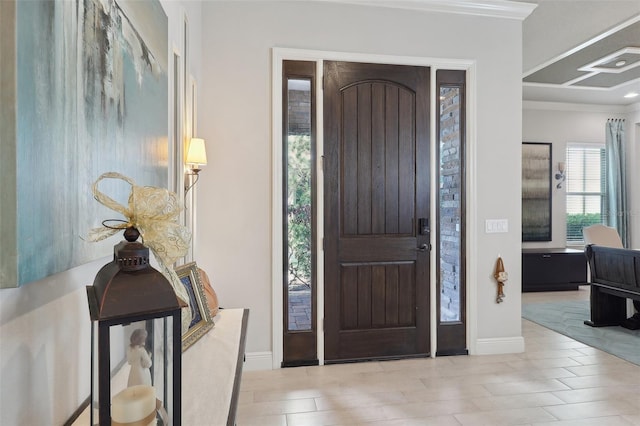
left=486, top=219, right=509, bottom=233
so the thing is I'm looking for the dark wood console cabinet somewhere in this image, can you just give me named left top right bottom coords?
left=522, top=248, right=588, bottom=292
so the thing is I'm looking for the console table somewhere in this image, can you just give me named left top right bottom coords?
left=522, top=248, right=587, bottom=292
left=183, top=308, right=249, bottom=426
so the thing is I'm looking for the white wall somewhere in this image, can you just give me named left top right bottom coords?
left=197, top=1, right=525, bottom=363
left=522, top=101, right=635, bottom=249
left=0, top=1, right=202, bottom=424
left=627, top=103, right=640, bottom=248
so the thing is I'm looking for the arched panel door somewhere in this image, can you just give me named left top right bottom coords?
left=323, top=61, right=431, bottom=362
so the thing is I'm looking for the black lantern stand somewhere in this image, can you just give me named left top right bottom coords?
left=86, top=227, right=182, bottom=426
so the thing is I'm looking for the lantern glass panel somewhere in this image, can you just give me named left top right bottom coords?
left=90, top=317, right=175, bottom=425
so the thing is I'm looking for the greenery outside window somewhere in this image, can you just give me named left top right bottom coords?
left=566, top=144, right=606, bottom=243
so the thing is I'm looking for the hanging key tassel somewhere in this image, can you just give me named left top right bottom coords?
left=494, top=256, right=508, bottom=303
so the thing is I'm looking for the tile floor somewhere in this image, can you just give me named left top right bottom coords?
left=237, top=287, right=640, bottom=425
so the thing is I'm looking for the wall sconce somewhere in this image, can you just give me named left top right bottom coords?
left=185, top=138, right=207, bottom=195
left=555, top=161, right=566, bottom=189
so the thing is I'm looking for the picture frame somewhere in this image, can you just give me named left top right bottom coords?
left=175, top=262, right=214, bottom=351
left=522, top=142, right=552, bottom=242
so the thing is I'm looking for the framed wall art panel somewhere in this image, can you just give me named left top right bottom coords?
left=522, top=142, right=552, bottom=242
left=1, top=0, right=169, bottom=288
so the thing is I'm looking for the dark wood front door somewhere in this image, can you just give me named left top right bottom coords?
left=323, top=61, right=430, bottom=362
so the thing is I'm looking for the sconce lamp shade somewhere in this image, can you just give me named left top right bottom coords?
left=187, top=138, right=208, bottom=167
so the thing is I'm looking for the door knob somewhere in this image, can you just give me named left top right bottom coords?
left=416, top=244, right=429, bottom=252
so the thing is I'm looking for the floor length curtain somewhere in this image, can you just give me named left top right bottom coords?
left=605, top=119, right=629, bottom=247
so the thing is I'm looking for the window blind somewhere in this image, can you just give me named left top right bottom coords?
left=566, top=145, right=606, bottom=242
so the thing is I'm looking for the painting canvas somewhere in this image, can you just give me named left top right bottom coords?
left=522, top=143, right=552, bottom=241
left=1, top=0, right=168, bottom=287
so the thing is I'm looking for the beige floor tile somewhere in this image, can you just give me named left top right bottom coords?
left=571, top=346, right=626, bottom=357
left=558, top=372, right=640, bottom=389
left=446, top=353, right=525, bottom=365
left=238, top=390, right=254, bottom=405
left=525, top=340, right=590, bottom=351
left=314, top=390, right=408, bottom=411
left=419, top=375, right=504, bottom=390
left=569, top=354, right=630, bottom=366
left=519, top=348, right=590, bottom=360
left=492, top=367, right=577, bottom=381
left=338, top=377, right=429, bottom=394
left=378, top=356, right=454, bottom=371
left=235, top=413, right=288, bottom=426
left=382, top=399, right=480, bottom=420
left=238, top=398, right=317, bottom=416
left=355, top=414, right=462, bottom=425
left=622, top=413, right=640, bottom=425
left=347, top=365, right=441, bottom=381
left=454, top=406, right=557, bottom=425
left=286, top=406, right=387, bottom=426
left=403, top=383, right=493, bottom=403
left=483, top=379, right=571, bottom=396
left=552, top=385, right=640, bottom=404
left=305, top=362, right=385, bottom=377
left=565, top=362, right=637, bottom=376
left=471, top=392, right=566, bottom=411
left=236, top=288, right=640, bottom=426
left=435, top=361, right=519, bottom=378
left=543, top=399, right=639, bottom=420
left=531, top=415, right=635, bottom=425
left=507, top=358, right=583, bottom=370
left=252, top=387, right=331, bottom=403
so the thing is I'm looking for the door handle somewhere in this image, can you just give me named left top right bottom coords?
left=416, top=243, right=430, bottom=252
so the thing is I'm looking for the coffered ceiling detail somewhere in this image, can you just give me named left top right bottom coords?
left=524, top=18, right=640, bottom=90
left=522, top=13, right=640, bottom=105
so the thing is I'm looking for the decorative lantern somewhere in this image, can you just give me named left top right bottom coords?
left=86, top=227, right=182, bottom=426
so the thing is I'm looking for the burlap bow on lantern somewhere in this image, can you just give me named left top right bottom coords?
left=88, top=172, right=192, bottom=309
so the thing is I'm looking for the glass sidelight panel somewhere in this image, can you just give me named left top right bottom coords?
left=436, top=69, right=466, bottom=356
left=439, top=86, right=462, bottom=323
left=282, top=61, right=317, bottom=366
left=286, top=78, right=313, bottom=332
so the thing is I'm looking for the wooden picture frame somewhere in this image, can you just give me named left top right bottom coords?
left=175, top=262, right=214, bottom=351
left=522, top=142, right=552, bottom=242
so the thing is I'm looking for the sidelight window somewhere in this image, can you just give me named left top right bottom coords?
left=436, top=70, right=467, bottom=356
left=285, top=78, right=313, bottom=331
left=281, top=61, right=317, bottom=366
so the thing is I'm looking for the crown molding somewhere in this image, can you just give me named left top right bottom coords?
left=523, top=100, right=628, bottom=114
left=314, top=0, right=537, bottom=20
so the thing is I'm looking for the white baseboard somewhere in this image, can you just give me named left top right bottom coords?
left=244, top=351, right=273, bottom=371
left=474, top=336, right=525, bottom=355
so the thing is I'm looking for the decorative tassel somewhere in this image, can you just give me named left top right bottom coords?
left=494, top=257, right=508, bottom=303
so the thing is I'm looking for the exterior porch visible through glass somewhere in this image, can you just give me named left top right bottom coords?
left=286, top=78, right=312, bottom=331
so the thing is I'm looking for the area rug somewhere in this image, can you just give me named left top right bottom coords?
left=522, top=300, right=640, bottom=366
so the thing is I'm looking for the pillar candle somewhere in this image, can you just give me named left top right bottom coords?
left=112, top=385, right=156, bottom=425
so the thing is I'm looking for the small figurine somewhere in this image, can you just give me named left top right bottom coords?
left=127, top=328, right=152, bottom=387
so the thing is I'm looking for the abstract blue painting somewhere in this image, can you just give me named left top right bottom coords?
left=2, top=0, right=168, bottom=287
